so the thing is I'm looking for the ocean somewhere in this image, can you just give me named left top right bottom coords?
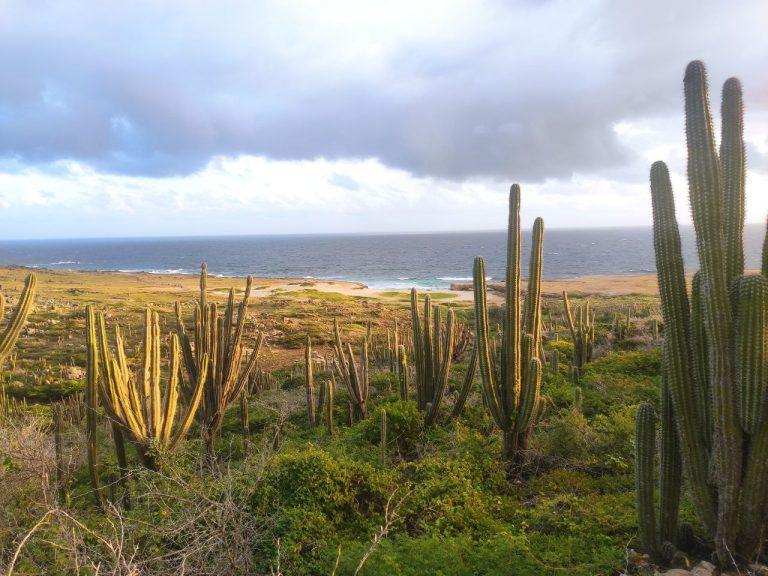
left=0, top=225, right=765, bottom=290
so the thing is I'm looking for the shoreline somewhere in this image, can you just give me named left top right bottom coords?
left=0, top=265, right=663, bottom=301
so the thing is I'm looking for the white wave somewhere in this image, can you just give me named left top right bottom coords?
left=437, top=276, right=472, bottom=281
left=46, top=261, right=79, bottom=265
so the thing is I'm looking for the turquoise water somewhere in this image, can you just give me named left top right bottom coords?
left=0, top=225, right=764, bottom=289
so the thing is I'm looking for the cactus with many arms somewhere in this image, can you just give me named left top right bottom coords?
left=473, top=185, right=544, bottom=461
left=644, top=61, right=768, bottom=562
left=175, top=263, right=264, bottom=464
left=0, top=273, right=36, bottom=368
left=332, top=319, right=369, bottom=421
left=562, top=292, right=594, bottom=377
left=410, top=288, right=455, bottom=426
left=87, top=306, right=208, bottom=470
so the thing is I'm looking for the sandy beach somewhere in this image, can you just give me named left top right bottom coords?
left=0, top=266, right=662, bottom=307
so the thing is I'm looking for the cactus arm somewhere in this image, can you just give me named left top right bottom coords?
left=690, top=272, right=712, bottom=449
left=659, top=371, right=682, bottom=544
left=504, top=185, right=522, bottom=416
left=450, top=344, right=477, bottom=420
left=650, top=160, right=717, bottom=532
left=169, top=354, right=208, bottom=450
left=85, top=305, right=107, bottom=509
left=720, top=77, right=745, bottom=283
left=635, top=402, right=659, bottom=557
left=473, top=256, right=504, bottom=429
left=515, top=355, right=541, bottom=435
left=523, top=218, right=544, bottom=348
left=424, top=308, right=454, bottom=427
left=159, top=333, right=181, bottom=445
left=733, top=275, right=768, bottom=434
left=0, top=273, right=36, bottom=363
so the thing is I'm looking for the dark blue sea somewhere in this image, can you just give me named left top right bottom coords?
left=0, top=225, right=765, bottom=289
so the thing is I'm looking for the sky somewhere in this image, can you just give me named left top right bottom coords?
left=0, top=0, right=767, bottom=239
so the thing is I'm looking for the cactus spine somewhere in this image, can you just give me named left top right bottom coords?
left=0, top=273, right=36, bottom=367
left=473, top=185, right=543, bottom=461
left=176, top=263, right=264, bottom=464
left=646, top=61, right=768, bottom=562
left=410, top=289, right=455, bottom=426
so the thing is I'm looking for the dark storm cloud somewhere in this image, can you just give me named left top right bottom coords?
left=0, top=0, right=765, bottom=181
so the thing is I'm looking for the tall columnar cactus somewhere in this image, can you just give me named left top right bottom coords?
left=410, top=289, right=455, bottom=426
left=0, top=273, right=36, bottom=368
left=562, top=292, right=594, bottom=376
left=473, top=185, right=544, bottom=460
left=332, top=319, right=369, bottom=421
left=305, top=336, right=317, bottom=426
left=645, top=61, right=768, bottom=562
left=88, top=307, right=208, bottom=470
left=175, top=263, right=264, bottom=464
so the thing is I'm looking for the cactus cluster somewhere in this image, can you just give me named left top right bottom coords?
left=410, top=288, right=455, bottom=426
left=86, top=306, right=208, bottom=471
left=332, top=319, right=369, bottom=421
left=473, top=185, right=544, bottom=460
left=562, top=292, right=594, bottom=378
left=175, top=263, right=264, bottom=464
left=304, top=336, right=327, bottom=427
left=639, top=60, right=768, bottom=562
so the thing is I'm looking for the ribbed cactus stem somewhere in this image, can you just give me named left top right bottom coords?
left=650, top=160, right=716, bottom=532
left=450, top=344, right=477, bottom=420
left=85, top=306, right=106, bottom=509
left=733, top=276, right=768, bottom=434
left=0, top=274, right=36, bottom=365
left=685, top=61, right=741, bottom=556
left=720, top=77, right=745, bottom=284
left=659, top=373, right=682, bottom=544
left=635, top=402, right=659, bottom=557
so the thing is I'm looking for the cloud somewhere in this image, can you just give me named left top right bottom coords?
left=0, top=0, right=765, bottom=182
